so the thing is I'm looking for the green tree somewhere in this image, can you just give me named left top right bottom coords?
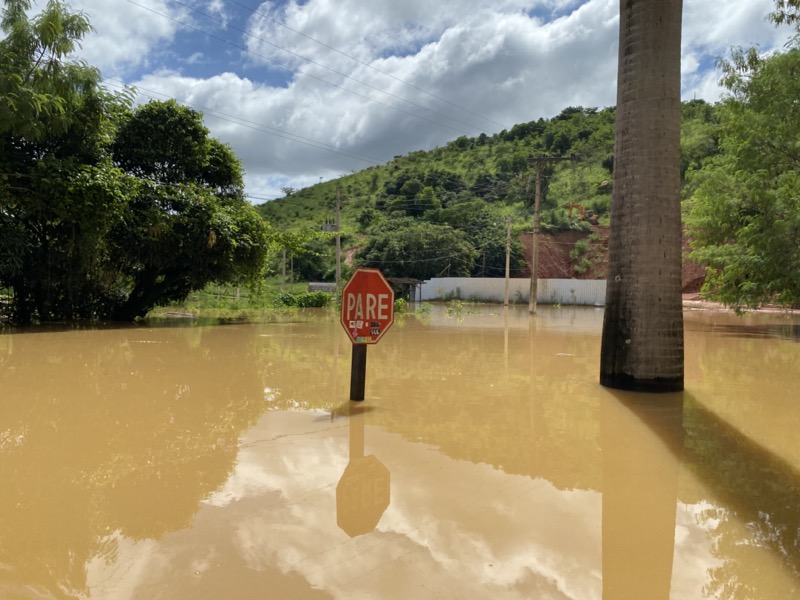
left=113, top=99, right=214, bottom=185
left=680, top=99, right=720, bottom=182
left=272, top=228, right=334, bottom=282
left=107, top=100, right=270, bottom=320
left=0, top=0, right=97, bottom=139
left=0, top=1, right=271, bottom=323
left=686, top=47, right=800, bottom=309
left=770, top=0, right=800, bottom=27
left=0, top=0, right=129, bottom=323
left=427, top=200, right=525, bottom=277
left=357, top=220, right=477, bottom=280
left=600, top=0, right=684, bottom=392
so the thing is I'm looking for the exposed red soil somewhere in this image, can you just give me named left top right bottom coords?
left=522, top=225, right=705, bottom=293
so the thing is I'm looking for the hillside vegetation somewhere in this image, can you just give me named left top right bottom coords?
left=256, top=22, right=800, bottom=312
left=257, top=101, right=719, bottom=283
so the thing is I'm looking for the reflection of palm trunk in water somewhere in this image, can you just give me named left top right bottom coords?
left=601, top=394, right=684, bottom=600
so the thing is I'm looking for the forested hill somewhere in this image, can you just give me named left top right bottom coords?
left=256, top=24, right=800, bottom=310
left=256, top=101, right=719, bottom=283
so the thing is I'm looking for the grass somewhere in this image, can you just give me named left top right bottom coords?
left=146, top=277, right=426, bottom=323
left=145, top=278, right=327, bottom=321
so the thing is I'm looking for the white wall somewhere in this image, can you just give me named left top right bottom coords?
left=418, top=278, right=606, bottom=306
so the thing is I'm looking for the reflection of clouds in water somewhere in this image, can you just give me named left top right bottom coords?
left=220, top=412, right=604, bottom=599
left=671, top=501, right=724, bottom=600
left=87, top=410, right=721, bottom=599
left=86, top=535, right=160, bottom=599
left=202, top=461, right=284, bottom=507
left=379, top=453, right=601, bottom=599
left=204, top=414, right=347, bottom=508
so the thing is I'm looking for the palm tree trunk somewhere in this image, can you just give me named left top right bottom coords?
left=600, top=0, right=684, bottom=392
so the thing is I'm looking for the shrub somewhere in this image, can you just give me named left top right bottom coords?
left=276, top=291, right=331, bottom=308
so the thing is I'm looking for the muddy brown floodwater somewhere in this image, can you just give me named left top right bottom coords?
left=1, top=305, right=799, bottom=599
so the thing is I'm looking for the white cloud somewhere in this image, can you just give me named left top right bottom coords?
left=60, top=0, right=796, bottom=198
left=69, top=0, right=182, bottom=77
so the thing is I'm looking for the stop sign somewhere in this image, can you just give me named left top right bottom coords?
left=340, top=268, right=394, bottom=344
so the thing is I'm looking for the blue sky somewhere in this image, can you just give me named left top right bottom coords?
left=57, top=0, right=794, bottom=201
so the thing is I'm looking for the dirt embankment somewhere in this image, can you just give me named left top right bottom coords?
left=522, top=225, right=706, bottom=293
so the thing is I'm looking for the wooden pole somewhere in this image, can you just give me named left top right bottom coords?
left=350, top=344, right=367, bottom=401
left=504, top=219, right=511, bottom=306
left=529, top=163, right=542, bottom=314
left=336, top=187, right=342, bottom=289
left=528, top=155, right=577, bottom=314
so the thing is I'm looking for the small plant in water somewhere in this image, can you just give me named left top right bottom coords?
left=416, top=303, right=432, bottom=315
left=445, top=300, right=465, bottom=317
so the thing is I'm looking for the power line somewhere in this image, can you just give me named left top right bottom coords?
left=102, top=78, right=384, bottom=166
left=169, top=0, right=488, bottom=135
left=359, top=251, right=476, bottom=266
left=246, top=193, right=283, bottom=202
left=125, top=0, right=478, bottom=137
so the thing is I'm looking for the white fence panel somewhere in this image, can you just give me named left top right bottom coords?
left=418, top=278, right=606, bottom=306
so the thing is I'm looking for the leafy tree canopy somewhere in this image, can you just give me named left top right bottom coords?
left=426, top=200, right=526, bottom=277
left=357, top=220, right=477, bottom=280
left=104, top=100, right=270, bottom=320
left=686, top=46, right=800, bottom=309
left=0, top=0, right=98, bottom=140
left=0, top=1, right=271, bottom=323
left=770, top=0, right=800, bottom=28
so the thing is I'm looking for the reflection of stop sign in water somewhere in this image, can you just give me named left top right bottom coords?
left=340, top=268, right=395, bottom=344
left=336, top=455, right=391, bottom=537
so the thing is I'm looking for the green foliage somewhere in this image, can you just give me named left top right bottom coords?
left=425, top=200, right=526, bottom=277
left=358, top=220, right=477, bottom=280
left=255, top=107, right=624, bottom=236
left=276, top=290, right=331, bottom=308
left=256, top=101, right=738, bottom=289
left=0, top=0, right=98, bottom=140
left=105, top=178, right=271, bottom=321
left=105, top=101, right=270, bottom=320
left=680, top=100, right=721, bottom=183
left=770, top=0, right=800, bottom=29
left=570, top=238, right=592, bottom=275
left=686, top=47, right=800, bottom=309
left=0, top=2, right=271, bottom=323
left=271, top=228, right=335, bottom=281
left=288, top=237, right=334, bottom=281
left=113, top=100, right=241, bottom=192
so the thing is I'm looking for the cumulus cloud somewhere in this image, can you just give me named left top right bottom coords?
left=63, top=0, right=793, bottom=199
left=69, top=0, right=182, bottom=76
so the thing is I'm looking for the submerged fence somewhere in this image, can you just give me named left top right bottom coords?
left=418, top=277, right=607, bottom=306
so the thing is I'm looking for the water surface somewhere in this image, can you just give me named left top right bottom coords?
left=1, top=306, right=799, bottom=599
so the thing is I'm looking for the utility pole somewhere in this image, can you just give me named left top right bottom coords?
left=504, top=219, right=511, bottom=306
left=281, top=248, right=286, bottom=291
left=528, top=155, right=577, bottom=314
left=281, top=225, right=287, bottom=292
left=335, top=187, right=342, bottom=289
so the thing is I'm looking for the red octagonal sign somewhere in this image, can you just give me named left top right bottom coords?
left=340, top=268, right=394, bottom=344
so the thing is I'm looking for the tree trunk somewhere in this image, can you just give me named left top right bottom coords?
left=600, top=0, right=684, bottom=392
